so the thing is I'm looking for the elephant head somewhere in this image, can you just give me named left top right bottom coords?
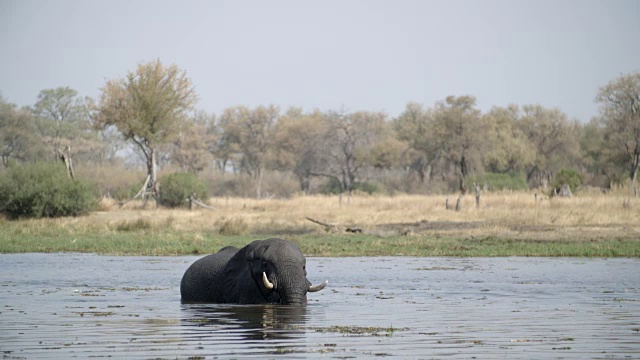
left=220, top=238, right=327, bottom=305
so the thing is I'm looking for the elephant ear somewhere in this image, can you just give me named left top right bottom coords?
left=220, top=240, right=266, bottom=303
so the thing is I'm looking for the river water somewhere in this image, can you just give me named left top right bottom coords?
left=1, top=254, right=638, bottom=359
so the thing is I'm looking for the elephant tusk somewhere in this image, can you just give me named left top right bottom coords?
left=262, top=272, right=274, bottom=290
left=308, top=280, right=328, bottom=292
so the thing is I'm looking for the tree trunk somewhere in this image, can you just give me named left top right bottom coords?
left=474, top=182, right=480, bottom=208
left=298, top=173, right=311, bottom=195
left=255, top=167, right=263, bottom=199
left=343, top=170, right=352, bottom=205
left=58, top=146, right=75, bottom=180
left=146, top=147, right=159, bottom=205
left=459, top=155, right=468, bottom=194
left=632, top=166, right=638, bottom=198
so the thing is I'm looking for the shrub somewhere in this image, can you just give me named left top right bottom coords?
left=552, top=169, right=582, bottom=193
left=115, top=218, right=153, bottom=232
left=319, top=178, right=385, bottom=195
left=158, top=172, right=209, bottom=208
left=0, top=162, right=96, bottom=219
left=466, top=172, right=528, bottom=191
left=218, top=217, right=248, bottom=236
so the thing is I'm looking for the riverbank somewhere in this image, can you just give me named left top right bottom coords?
left=1, top=193, right=639, bottom=257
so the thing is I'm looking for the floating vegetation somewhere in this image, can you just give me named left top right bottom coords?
left=313, top=326, right=408, bottom=337
left=74, top=311, right=116, bottom=317
left=413, top=266, right=458, bottom=271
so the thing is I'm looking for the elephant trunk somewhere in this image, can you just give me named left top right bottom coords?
left=275, top=265, right=308, bottom=305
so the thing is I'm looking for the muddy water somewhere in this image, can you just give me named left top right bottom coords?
left=1, top=254, right=639, bottom=359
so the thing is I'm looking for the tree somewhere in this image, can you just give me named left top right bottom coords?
left=317, top=109, right=388, bottom=203
left=171, top=111, right=214, bottom=174
left=596, top=72, right=640, bottom=196
left=218, top=105, right=279, bottom=198
left=92, top=59, right=197, bottom=204
left=517, top=105, right=581, bottom=189
left=33, top=87, right=89, bottom=155
left=483, top=105, right=535, bottom=174
left=33, top=87, right=97, bottom=177
left=580, top=118, right=623, bottom=187
left=0, top=97, right=45, bottom=166
left=394, top=102, right=440, bottom=184
left=430, top=96, right=489, bottom=193
left=207, top=112, right=235, bottom=174
left=273, top=108, right=327, bottom=194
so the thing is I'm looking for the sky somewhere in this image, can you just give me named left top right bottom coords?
left=1, top=0, right=639, bottom=122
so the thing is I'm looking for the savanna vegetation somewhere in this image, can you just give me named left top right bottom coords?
left=0, top=193, right=638, bottom=256
left=1, top=60, right=639, bottom=256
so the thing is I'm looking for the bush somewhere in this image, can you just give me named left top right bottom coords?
left=466, top=172, right=528, bottom=191
left=159, top=172, right=209, bottom=208
left=552, top=169, right=582, bottom=193
left=0, top=162, right=96, bottom=219
left=218, top=218, right=248, bottom=235
left=319, top=178, right=385, bottom=195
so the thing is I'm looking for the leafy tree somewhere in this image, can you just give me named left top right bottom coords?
left=430, top=95, right=489, bottom=193
left=517, top=105, right=581, bottom=189
left=0, top=97, right=46, bottom=166
left=33, top=87, right=97, bottom=158
left=483, top=105, right=535, bottom=173
left=273, top=108, right=327, bottom=194
left=92, top=59, right=197, bottom=203
left=580, top=118, right=623, bottom=187
left=595, top=72, right=640, bottom=195
left=394, top=102, right=440, bottom=184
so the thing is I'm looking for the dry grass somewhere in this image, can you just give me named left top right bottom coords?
left=88, top=192, right=640, bottom=241
left=2, top=192, right=638, bottom=256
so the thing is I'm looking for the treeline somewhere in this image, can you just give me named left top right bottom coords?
left=1, top=61, right=639, bottom=200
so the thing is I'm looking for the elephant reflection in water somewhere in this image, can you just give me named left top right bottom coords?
left=182, top=304, right=308, bottom=341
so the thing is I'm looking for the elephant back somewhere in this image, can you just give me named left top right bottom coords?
left=180, top=246, right=239, bottom=303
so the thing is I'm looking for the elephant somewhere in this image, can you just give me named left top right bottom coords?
left=180, top=238, right=328, bottom=304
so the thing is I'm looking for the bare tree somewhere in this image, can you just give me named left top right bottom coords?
left=172, top=121, right=212, bottom=174
left=218, top=105, right=279, bottom=198
left=317, top=109, right=388, bottom=203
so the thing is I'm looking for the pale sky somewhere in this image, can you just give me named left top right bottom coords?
left=1, top=0, right=638, bottom=122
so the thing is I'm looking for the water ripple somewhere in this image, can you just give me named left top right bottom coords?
left=1, top=254, right=639, bottom=358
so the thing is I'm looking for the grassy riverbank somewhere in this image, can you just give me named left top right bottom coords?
left=1, top=193, right=639, bottom=257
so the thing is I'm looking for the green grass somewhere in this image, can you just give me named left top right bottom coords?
left=0, top=220, right=638, bottom=257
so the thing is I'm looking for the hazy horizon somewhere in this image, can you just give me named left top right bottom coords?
left=1, top=0, right=639, bottom=121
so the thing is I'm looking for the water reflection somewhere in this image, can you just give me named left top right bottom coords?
left=181, top=304, right=308, bottom=341
left=1, top=254, right=639, bottom=359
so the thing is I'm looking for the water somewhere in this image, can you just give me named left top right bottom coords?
left=1, top=254, right=639, bottom=359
